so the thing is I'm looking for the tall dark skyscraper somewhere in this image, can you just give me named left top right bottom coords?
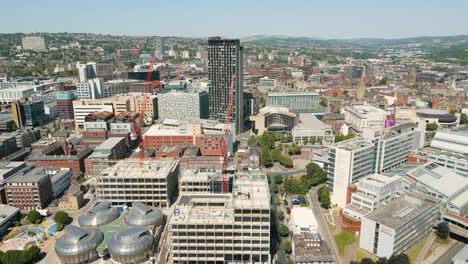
left=208, top=37, right=244, bottom=134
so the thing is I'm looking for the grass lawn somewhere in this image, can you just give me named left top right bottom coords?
left=406, top=237, right=427, bottom=263
left=354, top=249, right=378, bottom=262
left=435, top=237, right=450, bottom=244
left=334, top=230, right=358, bottom=256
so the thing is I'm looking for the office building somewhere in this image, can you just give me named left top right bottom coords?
left=250, top=106, right=297, bottom=135
left=0, top=113, right=14, bottom=132
left=342, top=174, right=403, bottom=222
left=0, top=162, right=28, bottom=204
left=84, top=137, right=127, bottom=176
left=143, top=119, right=233, bottom=156
left=257, top=77, right=277, bottom=93
left=96, top=63, right=113, bottom=80
left=344, top=105, right=387, bottom=132
left=96, top=159, right=179, bottom=208
left=430, top=130, right=468, bottom=154
left=76, top=62, right=97, bottom=82
left=46, top=168, right=72, bottom=198
left=405, top=162, right=468, bottom=216
left=359, top=192, right=440, bottom=258
left=179, top=168, right=232, bottom=194
left=11, top=99, right=47, bottom=128
left=169, top=171, right=270, bottom=263
left=266, top=92, right=325, bottom=113
left=104, top=79, right=147, bottom=97
left=328, top=138, right=375, bottom=207
left=28, top=142, right=93, bottom=178
left=22, top=35, right=47, bottom=50
left=344, top=65, right=363, bottom=79
left=156, top=37, right=165, bottom=60
left=77, top=78, right=104, bottom=99
left=56, top=91, right=76, bottom=119
left=158, top=91, right=209, bottom=120
left=0, top=135, right=18, bottom=159
left=0, top=86, right=35, bottom=105
left=291, top=207, right=318, bottom=234
left=208, top=37, right=244, bottom=134
left=0, top=205, right=20, bottom=236
left=72, top=103, right=113, bottom=129
left=5, top=167, right=54, bottom=212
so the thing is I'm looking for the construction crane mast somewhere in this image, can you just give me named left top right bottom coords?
left=132, top=51, right=156, bottom=161
left=221, top=75, right=236, bottom=193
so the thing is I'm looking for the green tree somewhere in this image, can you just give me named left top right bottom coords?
left=388, top=253, right=410, bottom=264
left=248, top=135, right=257, bottom=145
left=277, top=211, right=285, bottom=221
left=283, top=240, right=292, bottom=254
left=426, top=122, right=438, bottom=131
left=460, top=113, right=467, bottom=125
left=260, top=147, right=273, bottom=167
left=435, top=222, right=450, bottom=240
left=320, top=97, right=328, bottom=107
left=318, top=186, right=331, bottom=209
left=279, top=224, right=289, bottom=237
left=26, top=210, right=41, bottom=224
left=379, top=77, right=388, bottom=85
left=274, top=175, right=283, bottom=185
left=54, top=211, right=70, bottom=225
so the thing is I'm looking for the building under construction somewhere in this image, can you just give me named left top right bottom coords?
left=179, top=168, right=233, bottom=194
left=169, top=170, right=271, bottom=263
left=95, top=159, right=179, bottom=208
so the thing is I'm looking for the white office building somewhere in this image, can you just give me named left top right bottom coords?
left=344, top=105, right=387, bottom=132
left=76, top=62, right=97, bottom=82
left=72, top=104, right=113, bottom=129
left=0, top=87, right=35, bottom=104
left=343, top=174, right=403, bottom=221
left=292, top=113, right=334, bottom=144
left=327, top=138, right=375, bottom=208
left=157, top=91, right=209, bottom=120
left=77, top=78, right=104, bottom=99
left=290, top=207, right=318, bottom=234
left=359, top=192, right=440, bottom=258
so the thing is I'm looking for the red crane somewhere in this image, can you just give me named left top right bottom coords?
left=132, top=51, right=156, bottom=161
left=221, top=75, right=235, bottom=193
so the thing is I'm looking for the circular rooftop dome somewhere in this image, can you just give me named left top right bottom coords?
left=123, top=202, right=164, bottom=227
left=55, top=225, right=104, bottom=264
left=78, top=202, right=120, bottom=228
left=107, top=226, right=154, bottom=264
left=416, top=108, right=457, bottom=124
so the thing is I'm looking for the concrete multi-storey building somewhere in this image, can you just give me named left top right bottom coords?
left=11, top=99, right=47, bottom=128
left=96, top=159, right=179, bottom=208
left=0, top=135, right=18, bottom=159
left=343, top=174, right=403, bottom=221
left=72, top=103, right=113, bottom=129
left=0, top=113, right=14, bottom=132
left=77, top=78, right=104, bottom=99
left=5, top=167, right=54, bottom=212
left=95, top=63, right=114, bottom=80
left=76, top=62, right=96, bottom=82
left=158, top=91, right=209, bottom=120
left=208, top=37, right=244, bottom=134
left=84, top=137, right=127, bottom=176
left=266, top=92, right=325, bottom=113
left=22, top=35, right=47, bottom=50
left=328, top=122, right=420, bottom=207
left=359, top=192, right=440, bottom=258
left=56, top=91, right=75, bottom=119
left=328, top=138, right=375, bottom=208
left=179, top=169, right=232, bottom=194
left=169, top=171, right=270, bottom=263
left=344, top=105, right=387, bottom=132
left=0, top=86, right=35, bottom=105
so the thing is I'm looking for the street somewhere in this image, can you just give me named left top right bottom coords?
left=308, top=186, right=340, bottom=264
left=434, top=241, right=464, bottom=264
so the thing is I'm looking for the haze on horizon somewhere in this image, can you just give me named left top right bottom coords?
left=2, top=0, right=468, bottom=39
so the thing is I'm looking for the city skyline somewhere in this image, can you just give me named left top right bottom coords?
left=2, top=0, right=468, bottom=39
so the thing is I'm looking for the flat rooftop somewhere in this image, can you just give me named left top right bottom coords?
left=291, top=207, right=318, bottom=232
left=332, top=137, right=373, bottom=151
left=179, top=169, right=222, bottom=183
left=418, top=147, right=468, bottom=162
left=99, top=159, right=178, bottom=179
left=268, top=91, right=319, bottom=96
left=295, top=113, right=329, bottom=130
left=364, top=192, right=440, bottom=230
left=406, top=162, right=468, bottom=199
left=94, top=137, right=125, bottom=151
left=6, top=167, right=49, bottom=184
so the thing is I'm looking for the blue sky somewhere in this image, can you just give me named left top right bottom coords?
left=2, top=0, right=468, bottom=39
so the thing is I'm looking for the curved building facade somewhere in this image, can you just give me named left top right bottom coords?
left=416, top=109, right=458, bottom=126
left=107, top=226, right=154, bottom=264
left=123, top=202, right=164, bottom=227
left=78, top=202, right=120, bottom=228
left=55, top=225, right=104, bottom=264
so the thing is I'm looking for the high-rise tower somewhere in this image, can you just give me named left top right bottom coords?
left=208, top=37, right=244, bottom=134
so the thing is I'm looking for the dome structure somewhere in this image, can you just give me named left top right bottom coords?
left=78, top=202, right=120, bottom=228
left=123, top=202, right=164, bottom=227
left=107, top=226, right=154, bottom=264
left=55, top=225, right=104, bottom=264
